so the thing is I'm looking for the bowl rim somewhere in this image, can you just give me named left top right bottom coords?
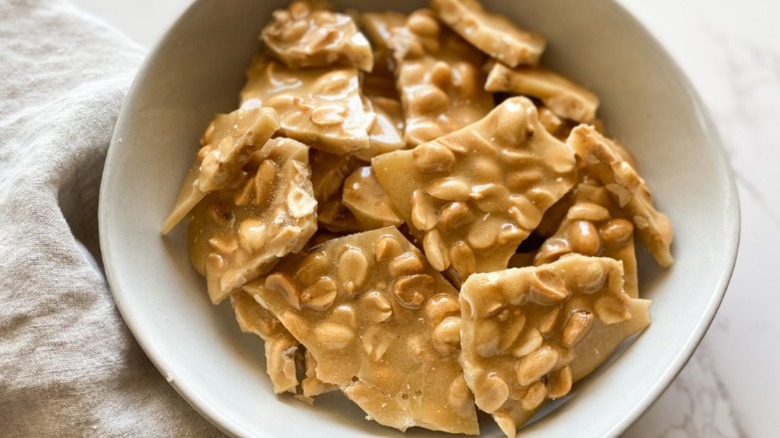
left=98, top=0, right=741, bottom=436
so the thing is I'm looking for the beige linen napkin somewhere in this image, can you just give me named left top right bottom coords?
left=0, top=1, right=221, bottom=436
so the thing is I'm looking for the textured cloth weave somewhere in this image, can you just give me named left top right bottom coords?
left=0, top=1, right=221, bottom=436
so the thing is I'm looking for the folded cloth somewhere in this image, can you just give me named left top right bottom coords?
left=0, top=1, right=221, bottom=436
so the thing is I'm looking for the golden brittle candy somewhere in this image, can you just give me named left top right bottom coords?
left=231, top=291, right=300, bottom=394
left=246, top=227, right=479, bottom=434
left=373, top=97, right=577, bottom=281
left=301, top=349, right=337, bottom=400
left=388, top=9, right=494, bottom=146
left=188, top=137, right=318, bottom=303
left=308, top=150, right=363, bottom=233
left=240, top=55, right=375, bottom=156
left=342, top=166, right=404, bottom=229
left=459, top=255, right=650, bottom=438
left=568, top=125, right=674, bottom=267
left=535, top=181, right=639, bottom=298
left=162, top=107, right=280, bottom=234
left=486, top=63, right=600, bottom=123
left=359, top=13, right=405, bottom=100
left=356, top=96, right=406, bottom=161
left=261, top=0, right=373, bottom=72
left=309, top=149, right=360, bottom=204
left=361, top=11, right=406, bottom=53
left=432, top=0, right=546, bottom=67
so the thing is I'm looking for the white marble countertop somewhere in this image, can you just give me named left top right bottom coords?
left=71, top=0, right=779, bottom=435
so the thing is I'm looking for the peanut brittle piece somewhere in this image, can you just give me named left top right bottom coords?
left=301, top=349, right=338, bottom=399
left=373, top=97, right=577, bottom=281
left=342, top=166, right=404, bottom=230
left=568, top=125, right=673, bottom=267
left=432, top=0, right=546, bottom=67
left=361, top=11, right=406, bottom=53
left=388, top=9, right=494, bottom=146
left=162, top=107, right=280, bottom=234
left=317, top=194, right=363, bottom=233
left=231, top=291, right=300, bottom=394
left=360, top=12, right=406, bottom=99
left=460, top=255, right=651, bottom=438
left=310, top=149, right=360, bottom=204
left=355, top=96, right=406, bottom=161
left=247, top=227, right=479, bottom=434
left=261, top=0, right=373, bottom=72
left=188, top=137, right=318, bottom=303
left=308, top=150, right=363, bottom=233
left=535, top=181, right=639, bottom=298
left=240, top=55, right=375, bottom=156
left=486, top=63, right=599, bottom=123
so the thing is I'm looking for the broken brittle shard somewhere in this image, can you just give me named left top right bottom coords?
left=240, top=55, right=375, bottom=156
left=459, top=254, right=651, bottom=438
left=568, top=125, right=674, bottom=267
left=535, top=180, right=640, bottom=298
left=432, top=0, right=546, bottom=67
left=341, top=166, right=404, bottom=230
left=245, top=227, right=479, bottom=435
left=486, top=62, right=600, bottom=123
left=261, top=0, right=374, bottom=72
left=356, top=96, right=406, bottom=161
left=231, top=290, right=301, bottom=395
left=373, top=97, right=576, bottom=281
left=188, top=137, right=318, bottom=304
left=388, top=9, right=494, bottom=146
left=162, top=107, right=280, bottom=234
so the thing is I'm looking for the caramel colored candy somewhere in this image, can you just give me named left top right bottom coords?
left=486, top=63, right=600, bottom=123
left=188, top=137, right=318, bottom=303
left=162, top=107, right=280, bottom=234
left=359, top=12, right=406, bottom=100
left=262, top=0, right=373, bottom=72
left=342, top=166, right=404, bottom=229
left=357, top=96, right=406, bottom=161
left=568, top=125, right=674, bottom=267
left=535, top=181, right=639, bottom=298
left=459, top=255, right=651, bottom=437
left=373, top=97, right=576, bottom=281
left=240, top=55, right=375, bottom=156
left=301, top=349, right=337, bottom=399
left=361, top=11, right=406, bottom=53
left=231, top=291, right=300, bottom=394
left=388, top=9, right=494, bottom=146
left=246, top=227, right=479, bottom=435
left=432, top=0, right=546, bottom=67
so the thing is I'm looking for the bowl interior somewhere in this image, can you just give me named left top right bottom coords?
left=99, top=0, right=739, bottom=436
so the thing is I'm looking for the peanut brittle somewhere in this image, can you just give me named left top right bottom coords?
left=162, top=107, right=280, bottom=234
left=262, top=0, right=374, bottom=72
left=342, top=166, right=404, bottom=229
left=357, top=96, right=406, bottom=161
left=568, top=125, right=674, bottom=267
left=361, top=11, right=406, bottom=53
left=486, top=63, right=600, bottom=123
left=388, top=9, right=494, bottom=146
left=188, top=137, right=317, bottom=303
left=373, top=97, right=577, bottom=281
left=231, top=291, right=300, bottom=394
left=240, top=55, right=375, bottom=156
left=460, top=255, right=651, bottom=437
left=246, top=227, right=479, bottom=434
left=308, top=150, right=363, bottom=233
left=360, top=12, right=406, bottom=99
left=535, top=181, right=639, bottom=298
left=301, top=350, right=337, bottom=399
left=432, top=0, right=546, bottom=67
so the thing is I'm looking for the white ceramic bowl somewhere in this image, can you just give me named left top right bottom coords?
left=99, top=0, right=740, bottom=436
